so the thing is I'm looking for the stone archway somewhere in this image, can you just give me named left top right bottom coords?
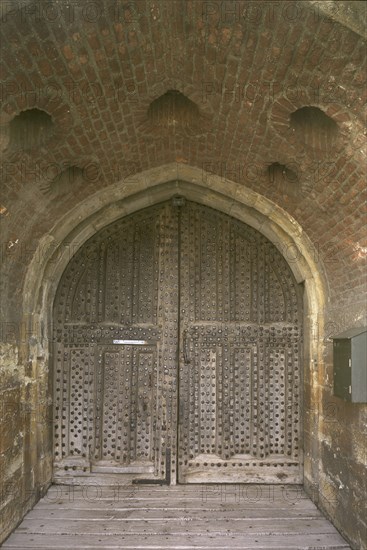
left=21, top=164, right=327, bottom=493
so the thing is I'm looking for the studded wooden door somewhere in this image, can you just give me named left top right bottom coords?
left=177, top=203, right=303, bottom=483
left=53, top=199, right=302, bottom=484
left=53, top=202, right=179, bottom=480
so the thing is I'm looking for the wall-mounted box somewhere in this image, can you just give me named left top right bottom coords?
left=333, top=327, right=367, bottom=403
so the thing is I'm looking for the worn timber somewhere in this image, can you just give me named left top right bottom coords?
left=53, top=200, right=303, bottom=486
left=2, top=484, right=351, bottom=549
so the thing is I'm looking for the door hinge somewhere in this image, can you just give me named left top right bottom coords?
left=132, top=448, right=171, bottom=485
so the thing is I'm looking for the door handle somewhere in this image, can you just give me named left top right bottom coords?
left=183, top=330, right=191, bottom=364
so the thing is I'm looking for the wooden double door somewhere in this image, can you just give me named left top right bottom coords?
left=53, top=199, right=303, bottom=483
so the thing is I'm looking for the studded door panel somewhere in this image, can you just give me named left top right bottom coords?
left=53, top=202, right=179, bottom=479
left=178, top=203, right=302, bottom=483
left=91, top=344, right=158, bottom=473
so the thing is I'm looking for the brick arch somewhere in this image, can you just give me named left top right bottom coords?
left=0, top=92, right=74, bottom=157
left=269, top=95, right=355, bottom=153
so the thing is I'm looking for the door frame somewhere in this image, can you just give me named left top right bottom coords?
left=21, top=166, right=328, bottom=490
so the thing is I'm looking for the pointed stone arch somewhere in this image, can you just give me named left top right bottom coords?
left=21, top=163, right=327, bottom=492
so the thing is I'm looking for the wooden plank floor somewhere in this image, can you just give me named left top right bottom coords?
left=2, top=484, right=351, bottom=549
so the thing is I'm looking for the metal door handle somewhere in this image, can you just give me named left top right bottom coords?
left=183, top=330, right=190, bottom=364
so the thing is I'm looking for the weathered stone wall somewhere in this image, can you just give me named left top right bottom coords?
left=0, top=344, right=25, bottom=543
left=0, top=319, right=52, bottom=543
left=315, top=303, right=367, bottom=550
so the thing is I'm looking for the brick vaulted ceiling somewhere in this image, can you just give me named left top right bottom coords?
left=0, top=0, right=366, bottom=318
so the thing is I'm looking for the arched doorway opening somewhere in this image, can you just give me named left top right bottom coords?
left=21, top=167, right=327, bottom=495
left=52, top=198, right=303, bottom=485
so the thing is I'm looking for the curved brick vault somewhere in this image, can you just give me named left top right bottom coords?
left=0, top=1, right=366, bottom=548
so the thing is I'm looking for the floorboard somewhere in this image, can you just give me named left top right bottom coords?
left=2, top=484, right=351, bottom=550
